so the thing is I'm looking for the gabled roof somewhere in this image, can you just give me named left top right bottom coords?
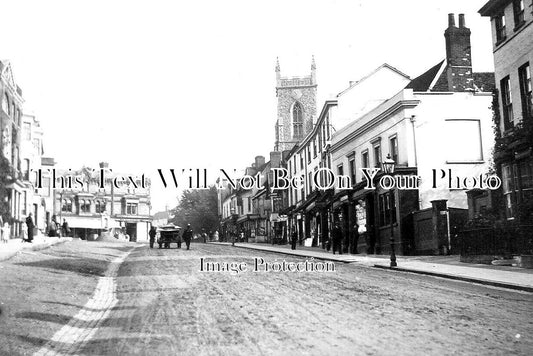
left=336, top=63, right=410, bottom=97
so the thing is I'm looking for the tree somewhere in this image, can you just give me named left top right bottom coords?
left=0, top=154, right=12, bottom=223
left=170, top=186, right=219, bottom=234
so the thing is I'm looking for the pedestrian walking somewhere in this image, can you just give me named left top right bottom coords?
left=1, top=215, right=9, bottom=244
left=202, top=229, right=207, bottom=243
left=62, top=219, right=70, bottom=237
left=48, top=215, right=58, bottom=237
left=182, top=224, right=193, bottom=250
left=26, top=213, right=35, bottom=243
left=291, top=229, right=297, bottom=250
left=331, top=221, right=343, bottom=255
left=149, top=226, right=157, bottom=249
left=2, top=222, right=10, bottom=243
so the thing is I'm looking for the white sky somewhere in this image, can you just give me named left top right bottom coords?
left=0, top=0, right=495, bottom=211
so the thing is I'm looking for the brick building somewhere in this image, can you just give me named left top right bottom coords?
left=479, top=0, right=533, bottom=222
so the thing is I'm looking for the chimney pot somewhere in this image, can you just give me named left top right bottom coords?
left=448, top=13, right=455, bottom=28
left=458, top=14, right=465, bottom=28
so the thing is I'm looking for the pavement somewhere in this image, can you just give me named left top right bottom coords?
left=0, top=234, right=72, bottom=262
left=211, top=241, right=533, bottom=293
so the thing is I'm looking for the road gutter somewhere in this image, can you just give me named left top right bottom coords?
left=373, top=264, right=533, bottom=293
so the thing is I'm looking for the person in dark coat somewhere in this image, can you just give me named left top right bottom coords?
left=48, top=215, right=59, bottom=237
left=291, top=229, right=297, bottom=250
left=62, top=219, right=70, bottom=237
left=149, top=226, right=157, bottom=248
left=182, top=224, right=193, bottom=250
left=331, top=221, right=343, bottom=255
left=26, top=213, right=35, bottom=243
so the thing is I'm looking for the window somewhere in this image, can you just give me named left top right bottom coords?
left=519, top=160, right=533, bottom=191
left=292, top=102, right=304, bottom=139
left=308, top=171, right=313, bottom=193
left=389, top=136, right=398, bottom=164
left=23, top=159, right=30, bottom=180
left=361, top=150, right=369, bottom=169
left=373, top=143, right=382, bottom=168
left=513, top=0, right=525, bottom=28
left=337, top=164, right=344, bottom=176
left=307, top=145, right=311, bottom=164
left=62, top=199, right=72, bottom=212
left=378, top=192, right=396, bottom=227
left=349, top=156, right=356, bottom=186
left=80, top=199, right=91, bottom=213
left=1, top=93, right=8, bottom=114
left=126, top=203, right=138, bottom=215
left=445, top=120, right=483, bottom=161
left=313, top=139, right=317, bottom=158
left=502, top=164, right=515, bottom=218
left=95, top=200, right=106, bottom=213
left=519, top=62, right=532, bottom=119
left=495, top=14, right=506, bottom=42
left=23, top=122, right=31, bottom=141
left=501, top=76, right=514, bottom=130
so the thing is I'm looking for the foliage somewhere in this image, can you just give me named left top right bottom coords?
left=170, top=186, right=219, bottom=234
left=0, top=153, right=12, bottom=223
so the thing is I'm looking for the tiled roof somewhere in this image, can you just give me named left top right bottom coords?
left=405, top=60, right=495, bottom=93
left=405, top=60, right=445, bottom=91
left=473, top=72, right=496, bottom=92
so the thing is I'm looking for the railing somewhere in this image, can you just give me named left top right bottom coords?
left=459, top=225, right=533, bottom=256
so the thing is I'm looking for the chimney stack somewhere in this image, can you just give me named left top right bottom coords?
left=444, top=14, right=474, bottom=92
left=255, top=155, right=266, bottom=168
left=270, top=151, right=282, bottom=169
left=458, top=13, right=466, bottom=28
left=448, top=13, right=456, bottom=28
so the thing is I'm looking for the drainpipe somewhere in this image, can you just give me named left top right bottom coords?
left=410, top=115, right=418, bottom=167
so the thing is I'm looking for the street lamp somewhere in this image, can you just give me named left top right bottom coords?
left=230, top=207, right=237, bottom=246
left=382, top=154, right=397, bottom=267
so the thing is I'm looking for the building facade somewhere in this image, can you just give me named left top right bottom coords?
left=331, top=14, right=495, bottom=255
left=51, top=162, right=152, bottom=241
left=479, top=0, right=533, bottom=222
left=0, top=60, right=25, bottom=237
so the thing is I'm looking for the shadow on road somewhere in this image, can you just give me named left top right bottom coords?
left=15, top=258, right=108, bottom=276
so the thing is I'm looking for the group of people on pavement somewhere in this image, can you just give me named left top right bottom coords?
left=0, top=213, right=71, bottom=244
left=290, top=220, right=353, bottom=255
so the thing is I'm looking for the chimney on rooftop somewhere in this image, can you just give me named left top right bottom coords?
left=444, top=13, right=474, bottom=92
left=255, top=155, right=266, bottom=168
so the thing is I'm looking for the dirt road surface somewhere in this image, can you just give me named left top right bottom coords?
left=1, top=241, right=532, bottom=355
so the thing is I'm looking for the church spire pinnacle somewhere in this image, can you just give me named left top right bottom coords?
left=311, top=55, right=316, bottom=70
left=275, top=57, right=280, bottom=72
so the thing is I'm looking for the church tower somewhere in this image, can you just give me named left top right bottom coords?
left=274, top=57, right=317, bottom=152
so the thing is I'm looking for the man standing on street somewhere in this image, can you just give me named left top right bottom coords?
left=148, top=226, right=157, bottom=249
left=291, top=228, right=297, bottom=250
left=26, top=213, right=34, bottom=243
left=332, top=221, right=343, bottom=255
left=183, top=224, right=193, bottom=250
